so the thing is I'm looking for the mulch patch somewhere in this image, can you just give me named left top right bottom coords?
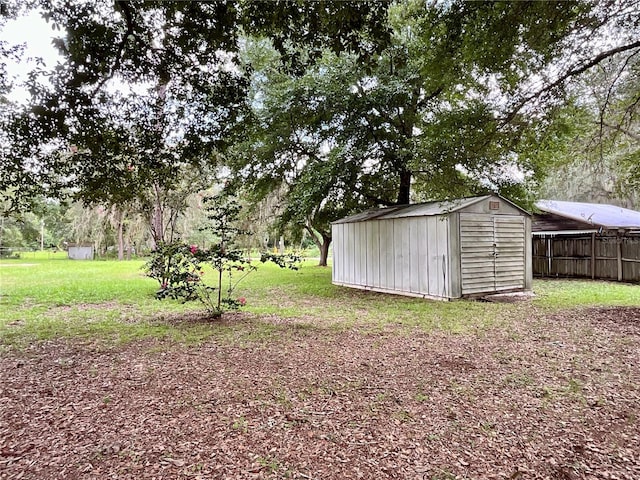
left=1, top=307, right=639, bottom=479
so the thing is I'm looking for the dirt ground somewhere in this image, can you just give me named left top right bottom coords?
left=1, top=307, right=639, bottom=480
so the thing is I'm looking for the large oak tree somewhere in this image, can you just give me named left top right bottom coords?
left=227, top=0, right=640, bottom=266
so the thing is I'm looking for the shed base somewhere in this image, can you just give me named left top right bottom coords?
left=476, top=290, right=535, bottom=303
left=461, top=287, right=532, bottom=299
left=332, top=282, right=453, bottom=301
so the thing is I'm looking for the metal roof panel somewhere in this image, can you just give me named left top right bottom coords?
left=331, top=205, right=406, bottom=224
left=332, top=194, right=525, bottom=224
left=376, top=196, right=492, bottom=220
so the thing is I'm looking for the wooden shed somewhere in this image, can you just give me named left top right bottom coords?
left=533, top=199, right=640, bottom=282
left=331, top=194, right=532, bottom=300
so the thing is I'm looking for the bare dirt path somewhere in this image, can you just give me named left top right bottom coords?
left=1, top=307, right=639, bottom=479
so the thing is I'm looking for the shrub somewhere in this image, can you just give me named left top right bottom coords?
left=144, top=194, right=299, bottom=318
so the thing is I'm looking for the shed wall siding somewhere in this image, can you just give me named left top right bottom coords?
left=409, top=218, right=421, bottom=293
left=458, top=200, right=523, bottom=216
left=380, top=220, right=394, bottom=290
left=331, top=224, right=342, bottom=283
left=425, top=217, right=438, bottom=295
left=525, top=218, right=533, bottom=290
left=417, top=218, right=429, bottom=293
left=460, top=214, right=496, bottom=294
left=333, top=216, right=452, bottom=299
left=435, top=216, right=450, bottom=297
left=365, top=221, right=380, bottom=288
left=68, top=247, right=94, bottom=260
left=400, top=219, right=412, bottom=292
left=393, top=219, right=405, bottom=290
left=356, top=222, right=366, bottom=285
left=448, top=213, right=462, bottom=298
left=347, top=223, right=356, bottom=284
left=345, top=223, right=353, bottom=283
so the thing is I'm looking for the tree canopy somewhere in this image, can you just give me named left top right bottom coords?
left=2, top=0, right=640, bottom=261
left=0, top=0, right=391, bottom=212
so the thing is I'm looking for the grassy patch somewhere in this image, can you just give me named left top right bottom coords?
left=1, top=255, right=639, bottom=347
left=240, top=262, right=514, bottom=332
left=0, top=254, right=153, bottom=307
left=0, top=256, right=226, bottom=346
left=533, top=278, right=640, bottom=308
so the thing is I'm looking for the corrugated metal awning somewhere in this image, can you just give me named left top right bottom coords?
left=536, top=200, right=640, bottom=229
left=532, top=230, right=598, bottom=236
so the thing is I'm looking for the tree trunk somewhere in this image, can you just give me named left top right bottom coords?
left=125, top=226, right=132, bottom=260
left=397, top=169, right=412, bottom=205
left=116, top=212, right=125, bottom=260
left=305, top=224, right=331, bottom=267
left=150, top=182, right=165, bottom=248
left=149, top=66, right=169, bottom=249
left=318, top=235, right=331, bottom=267
left=110, top=206, right=126, bottom=260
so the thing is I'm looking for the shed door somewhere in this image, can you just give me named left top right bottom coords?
left=460, top=214, right=526, bottom=295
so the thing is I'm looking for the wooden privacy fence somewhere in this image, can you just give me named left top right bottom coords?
left=533, top=233, right=640, bottom=282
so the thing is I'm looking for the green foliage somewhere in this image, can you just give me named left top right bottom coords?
left=242, top=0, right=390, bottom=72
left=259, top=251, right=301, bottom=270
left=0, top=1, right=391, bottom=212
left=3, top=0, right=639, bottom=225
left=144, top=242, right=208, bottom=301
left=0, top=197, right=70, bottom=249
left=145, top=241, right=257, bottom=317
left=4, top=253, right=640, bottom=348
left=228, top=0, right=640, bottom=247
left=230, top=0, right=620, bottom=245
left=2, top=241, right=640, bottom=350
left=0, top=247, right=19, bottom=258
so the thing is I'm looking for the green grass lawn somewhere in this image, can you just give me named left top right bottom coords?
left=1, top=253, right=639, bottom=347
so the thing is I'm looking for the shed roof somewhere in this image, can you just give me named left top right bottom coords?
left=536, top=200, right=640, bottom=230
left=333, top=194, right=526, bottom=224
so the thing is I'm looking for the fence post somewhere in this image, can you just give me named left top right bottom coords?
left=546, top=236, right=552, bottom=276
left=617, top=235, right=623, bottom=281
left=591, top=232, right=596, bottom=280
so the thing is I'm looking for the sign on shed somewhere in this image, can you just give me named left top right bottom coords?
left=331, top=194, right=532, bottom=300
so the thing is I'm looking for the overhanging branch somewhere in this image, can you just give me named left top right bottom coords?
left=89, top=1, right=138, bottom=95
left=504, top=40, right=640, bottom=123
